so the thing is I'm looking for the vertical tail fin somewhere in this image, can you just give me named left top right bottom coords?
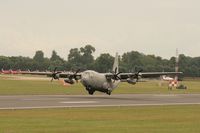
left=112, top=53, right=119, bottom=73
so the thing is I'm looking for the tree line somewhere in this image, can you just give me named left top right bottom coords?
left=0, top=45, right=200, bottom=77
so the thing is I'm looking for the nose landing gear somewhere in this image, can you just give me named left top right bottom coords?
left=86, top=87, right=95, bottom=95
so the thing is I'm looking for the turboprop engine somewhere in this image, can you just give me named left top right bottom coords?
left=64, top=78, right=75, bottom=84
left=127, top=78, right=137, bottom=85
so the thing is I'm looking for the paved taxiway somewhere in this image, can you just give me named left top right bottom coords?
left=1, top=94, right=200, bottom=109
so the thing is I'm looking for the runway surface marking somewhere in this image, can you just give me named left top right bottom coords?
left=1, top=103, right=200, bottom=110
left=153, top=94, right=178, bottom=97
left=22, top=98, right=68, bottom=101
left=60, top=101, right=98, bottom=104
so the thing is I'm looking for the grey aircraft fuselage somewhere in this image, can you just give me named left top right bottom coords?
left=80, top=70, right=120, bottom=94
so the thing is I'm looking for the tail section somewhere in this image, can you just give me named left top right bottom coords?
left=112, top=53, right=119, bottom=73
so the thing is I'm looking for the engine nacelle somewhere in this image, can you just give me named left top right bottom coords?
left=54, top=74, right=60, bottom=79
left=127, top=78, right=137, bottom=85
left=64, top=78, right=75, bottom=84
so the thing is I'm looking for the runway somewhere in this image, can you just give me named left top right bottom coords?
left=1, top=94, right=200, bottom=109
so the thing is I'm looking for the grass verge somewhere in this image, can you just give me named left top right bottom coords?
left=0, top=76, right=200, bottom=95
left=0, top=105, right=200, bottom=133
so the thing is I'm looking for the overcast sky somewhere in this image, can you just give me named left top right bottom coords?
left=0, top=0, right=200, bottom=59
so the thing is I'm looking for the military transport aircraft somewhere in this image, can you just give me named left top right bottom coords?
left=22, top=53, right=182, bottom=95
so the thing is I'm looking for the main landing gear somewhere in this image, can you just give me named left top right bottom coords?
left=86, top=87, right=112, bottom=95
left=106, top=90, right=112, bottom=95
left=86, top=87, right=95, bottom=95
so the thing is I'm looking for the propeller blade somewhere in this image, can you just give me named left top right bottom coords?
left=68, top=69, right=80, bottom=83
left=50, top=67, right=60, bottom=82
left=75, top=69, right=80, bottom=74
left=118, top=75, right=121, bottom=78
left=53, top=67, right=57, bottom=72
left=74, top=69, right=80, bottom=82
left=135, top=69, right=143, bottom=81
left=112, top=70, right=121, bottom=83
left=138, top=69, right=143, bottom=74
left=116, top=72, right=121, bottom=75
left=115, top=67, right=117, bottom=73
left=51, top=77, right=54, bottom=82
left=116, top=73, right=121, bottom=80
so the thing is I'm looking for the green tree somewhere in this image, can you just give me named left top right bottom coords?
left=0, top=56, right=11, bottom=69
left=33, top=50, right=44, bottom=62
left=68, top=48, right=82, bottom=70
left=50, top=50, right=64, bottom=62
left=49, top=50, right=65, bottom=71
left=80, top=45, right=95, bottom=69
left=121, top=51, right=144, bottom=72
left=94, top=53, right=114, bottom=73
left=32, top=50, right=46, bottom=71
left=67, top=45, right=95, bottom=70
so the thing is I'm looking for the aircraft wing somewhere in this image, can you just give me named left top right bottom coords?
left=119, top=72, right=183, bottom=79
left=21, top=71, right=52, bottom=75
left=20, top=71, right=82, bottom=79
left=139, top=72, right=182, bottom=78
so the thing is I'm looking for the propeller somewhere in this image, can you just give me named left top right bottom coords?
left=69, top=69, right=80, bottom=83
left=51, top=67, right=61, bottom=82
left=134, top=69, right=143, bottom=81
left=112, top=67, right=121, bottom=82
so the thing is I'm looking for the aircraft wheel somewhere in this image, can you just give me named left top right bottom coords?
left=86, top=87, right=95, bottom=95
left=106, top=90, right=111, bottom=95
left=88, top=90, right=95, bottom=95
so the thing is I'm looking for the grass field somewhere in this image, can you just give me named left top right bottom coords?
left=0, top=105, right=200, bottom=133
left=0, top=75, right=200, bottom=95
left=0, top=75, right=200, bottom=133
